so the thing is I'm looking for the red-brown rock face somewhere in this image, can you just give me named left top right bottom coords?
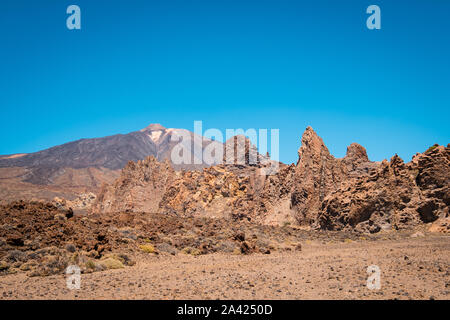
left=92, top=157, right=175, bottom=213
left=289, top=127, right=377, bottom=227
left=158, top=162, right=295, bottom=224
left=318, top=145, right=449, bottom=233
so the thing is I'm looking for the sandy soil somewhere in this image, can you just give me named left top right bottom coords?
left=1, top=235, right=448, bottom=300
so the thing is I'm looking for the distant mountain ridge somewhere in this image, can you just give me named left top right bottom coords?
left=0, top=124, right=220, bottom=171
left=0, top=123, right=228, bottom=202
left=0, top=123, right=275, bottom=202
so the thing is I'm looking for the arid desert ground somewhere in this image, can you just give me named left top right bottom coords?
left=1, top=232, right=448, bottom=300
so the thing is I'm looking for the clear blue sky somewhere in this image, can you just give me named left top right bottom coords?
left=0, top=0, right=449, bottom=164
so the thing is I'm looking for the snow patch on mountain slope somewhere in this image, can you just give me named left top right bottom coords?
left=148, top=130, right=163, bottom=143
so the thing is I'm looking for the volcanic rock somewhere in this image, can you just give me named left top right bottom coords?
left=289, top=127, right=377, bottom=227
left=93, top=157, right=175, bottom=213
left=93, top=126, right=448, bottom=233
left=318, top=145, right=449, bottom=232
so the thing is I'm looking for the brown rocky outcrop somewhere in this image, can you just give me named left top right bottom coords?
left=318, top=145, right=449, bottom=233
left=94, top=135, right=289, bottom=224
left=290, top=127, right=377, bottom=227
left=159, top=162, right=295, bottom=224
left=93, top=127, right=449, bottom=233
left=92, top=157, right=175, bottom=213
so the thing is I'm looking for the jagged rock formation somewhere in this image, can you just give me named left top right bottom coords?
left=93, top=134, right=290, bottom=224
left=318, top=145, right=449, bottom=233
left=158, top=162, right=295, bottom=224
left=94, top=160, right=292, bottom=225
left=93, top=127, right=449, bottom=233
left=155, top=135, right=287, bottom=223
left=290, top=127, right=378, bottom=227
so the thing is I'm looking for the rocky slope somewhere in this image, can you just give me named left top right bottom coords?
left=0, top=200, right=310, bottom=277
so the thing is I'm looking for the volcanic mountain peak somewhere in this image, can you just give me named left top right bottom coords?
left=140, top=123, right=167, bottom=132
left=139, top=123, right=169, bottom=144
left=0, top=123, right=230, bottom=196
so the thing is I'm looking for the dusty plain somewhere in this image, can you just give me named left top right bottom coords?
left=1, top=233, right=448, bottom=300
